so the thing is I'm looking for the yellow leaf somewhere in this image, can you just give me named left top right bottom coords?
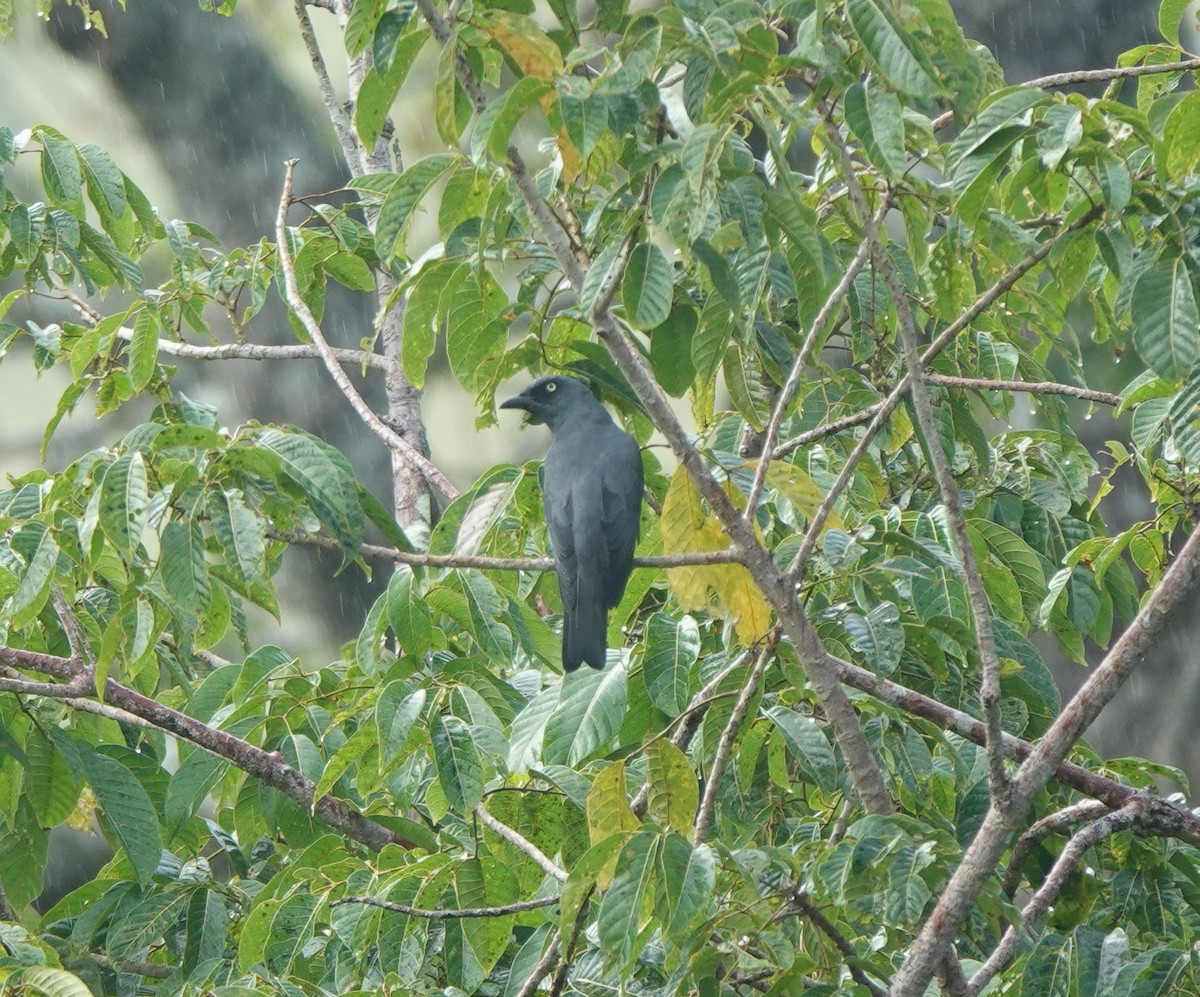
left=557, top=127, right=581, bottom=185
left=645, top=740, right=698, bottom=838
left=661, top=467, right=727, bottom=611
left=586, top=761, right=640, bottom=888
left=478, top=10, right=563, bottom=82
left=757, top=461, right=843, bottom=532
left=586, top=760, right=639, bottom=847
left=660, top=468, right=773, bottom=642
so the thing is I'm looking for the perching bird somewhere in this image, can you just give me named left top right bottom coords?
left=501, top=376, right=643, bottom=670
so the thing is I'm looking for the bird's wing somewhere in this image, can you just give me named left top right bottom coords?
left=545, top=456, right=608, bottom=669
left=543, top=476, right=578, bottom=610
left=599, top=429, right=644, bottom=608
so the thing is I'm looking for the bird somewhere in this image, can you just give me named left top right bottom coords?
left=500, top=375, right=644, bottom=670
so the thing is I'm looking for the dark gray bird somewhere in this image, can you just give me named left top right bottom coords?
left=501, top=376, right=643, bottom=670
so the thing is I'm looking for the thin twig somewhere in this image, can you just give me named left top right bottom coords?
left=475, top=807, right=569, bottom=882
left=630, top=645, right=759, bottom=817
left=275, top=160, right=460, bottom=501
left=823, top=121, right=1007, bottom=802
left=925, top=374, right=1120, bottom=407
left=968, top=802, right=1144, bottom=995
left=695, top=636, right=779, bottom=844
left=892, top=527, right=1200, bottom=995
left=89, top=953, right=176, bottom=980
left=333, top=894, right=559, bottom=918
left=292, top=0, right=362, bottom=172
left=516, top=930, right=562, bottom=997
left=116, top=329, right=389, bottom=369
left=271, top=526, right=745, bottom=570
left=783, top=201, right=1106, bottom=578
left=743, top=195, right=890, bottom=519
left=1026, top=57, right=1200, bottom=89
left=782, top=889, right=886, bottom=997
left=1002, top=800, right=1111, bottom=898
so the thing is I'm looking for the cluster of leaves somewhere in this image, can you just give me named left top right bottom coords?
left=3, top=0, right=1200, bottom=994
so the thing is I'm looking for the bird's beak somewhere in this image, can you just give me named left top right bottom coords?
left=500, top=393, right=544, bottom=424
left=499, top=394, right=531, bottom=412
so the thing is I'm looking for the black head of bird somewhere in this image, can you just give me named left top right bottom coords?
left=501, top=376, right=644, bottom=671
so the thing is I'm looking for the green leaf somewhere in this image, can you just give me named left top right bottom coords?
left=100, top=450, right=150, bottom=555
left=376, top=685, right=425, bottom=765
left=655, top=833, right=715, bottom=942
left=597, top=831, right=657, bottom=970
left=765, top=705, right=839, bottom=794
left=430, top=712, right=485, bottom=812
left=386, top=564, right=433, bottom=653
left=344, top=0, right=384, bottom=55
left=78, top=143, right=129, bottom=223
left=843, top=601, right=903, bottom=674
left=81, top=750, right=162, bottom=886
left=445, top=269, right=510, bottom=391
left=165, top=749, right=226, bottom=835
left=642, top=612, right=698, bottom=715
left=886, top=841, right=934, bottom=922
left=257, top=428, right=363, bottom=546
left=37, top=128, right=83, bottom=208
left=376, top=154, right=458, bottom=260
left=1159, top=0, right=1190, bottom=44
left=6, top=525, right=58, bottom=630
left=2, top=968, right=95, bottom=997
left=126, top=307, right=159, bottom=392
left=844, top=82, right=906, bottom=178
left=208, top=488, right=267, bottom=582
left=23, top=730, right=78, bottom=827
left=544, top=665, right=629, bottom=765
left=560, top=90, right=607, bottom=159
left=161, top=517, right=211, bottom=617
left=1132, top=255, right=1200, bottom=381
left=313, top=722, right=377, bottom=804
left=622, top=242, right=674, bottom=329
left=471, top=75, right=550, bottom=163
left=354, top=30, right=426, bottom=147
left=402, top=260, right=466, bottom=389
left=644, top=740, right=698, bottom=835
left=846, top=0, right=940, bottom=98
left=650, top=303, right=698, bottom=397
left=947, top=87, right=1045, bottom=172
left=107, top=891, right=189, bottom=963
left=184, top=889, right=229, bottom=972
left=1164, top=91, right=1200, bottom=184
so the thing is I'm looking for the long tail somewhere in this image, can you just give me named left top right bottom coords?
left=563, top=575, right=607, bottom=671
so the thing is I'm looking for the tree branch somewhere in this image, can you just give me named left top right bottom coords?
left=782, top=201, right=1106, bottom=577
left=0, top=645, right=419, bottom=852
left=275, top=160, right=460, bottom=502
left=891, top=526, right=1200, bottom=996
left=968, top=802, right=1144, bottom=995
left=271, top=526, right=745, bottom=569
left=291, top=0, right=362, bottom=173
left=1026, top=57, right=1200, bottom=89
left=695, top=636, right=781, bottom=844
left=1001, top=800, right=1111, bottom=898
left=780, top=888, right=887, bottom=997
left=475, top=806, right=569, bottom=882
left=822, top=116, right=1008, bottom=802
left=925, top=374, right=1120, bottom=407
left=333, top=894, right=559, bottom=918
left=743, top=195, right=889, bottom=519
left=115, top=328, right=389, bottom=370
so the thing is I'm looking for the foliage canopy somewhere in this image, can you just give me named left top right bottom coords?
left=2, top=0, right=1200, bottom=995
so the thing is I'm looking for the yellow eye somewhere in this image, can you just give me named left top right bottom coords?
left=546, top=381, right=557, bottom=392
